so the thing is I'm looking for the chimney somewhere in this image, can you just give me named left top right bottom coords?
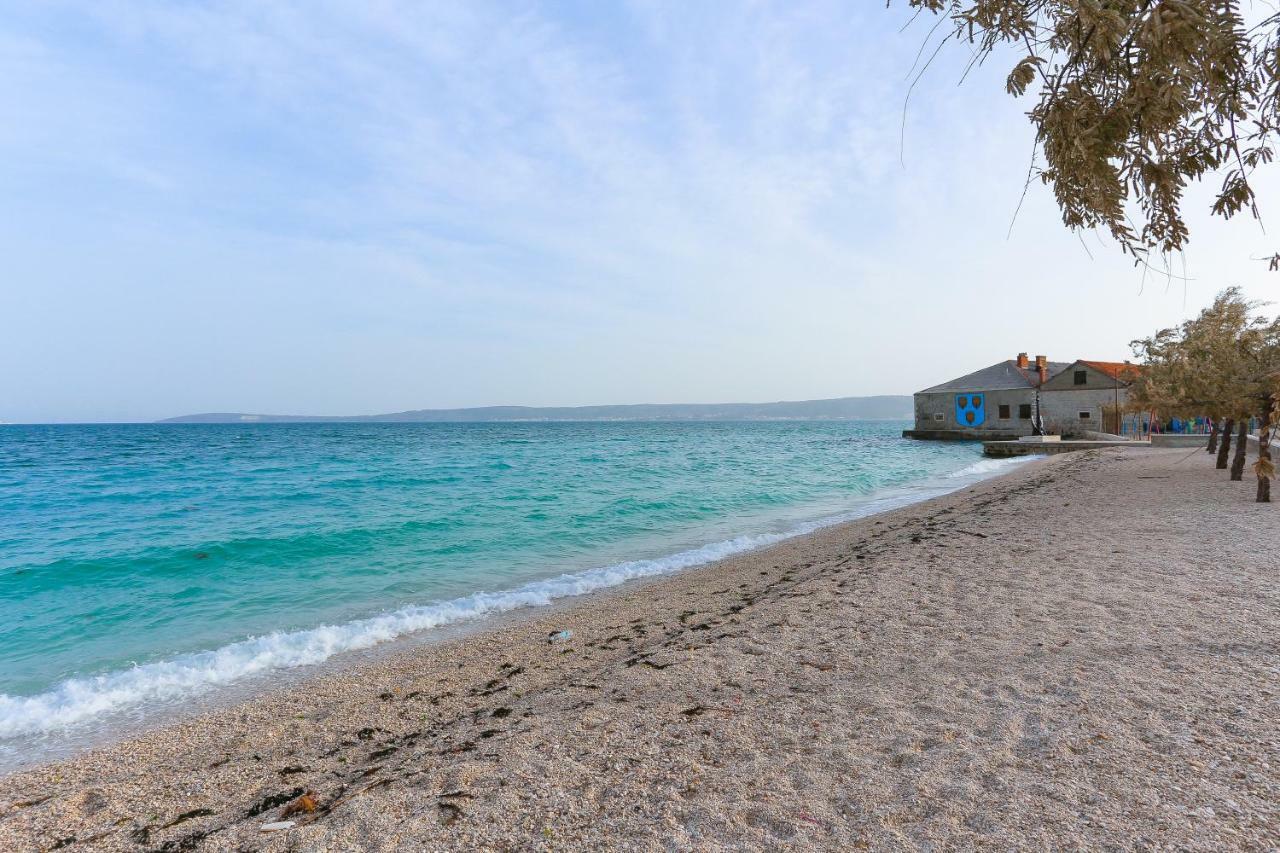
left=1016, top=352, right=1029, bottom=369
left=1035, top=355, right=1048, bottom=384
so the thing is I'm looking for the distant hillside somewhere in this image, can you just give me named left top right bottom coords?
left=159, top=396, right=912, bottom=424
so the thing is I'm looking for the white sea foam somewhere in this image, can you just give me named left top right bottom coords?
left=0, top=452, right=1031, bottom=740
left=944, top=455, right=1035, bottom=479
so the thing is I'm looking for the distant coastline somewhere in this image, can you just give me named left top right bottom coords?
left=157, top=395, right=912, bottom=424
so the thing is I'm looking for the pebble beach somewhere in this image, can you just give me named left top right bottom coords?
left=2, top=446, right=1277, bottom=850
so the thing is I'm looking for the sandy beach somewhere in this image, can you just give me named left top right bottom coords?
left=2, top=446, right=1277, bottom=851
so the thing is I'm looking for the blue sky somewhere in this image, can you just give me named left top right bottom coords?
left=2, top=1, right=1276, bottom=422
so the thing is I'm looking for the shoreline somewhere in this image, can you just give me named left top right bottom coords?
left=3, top=448, right=1277, bottom=850
left=0, top=453, right=1030, bottom=771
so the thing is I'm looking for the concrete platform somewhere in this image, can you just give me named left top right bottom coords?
left=983, top=439, right=1144, bottom=458
left=903, top=429, right=1022, bottom=442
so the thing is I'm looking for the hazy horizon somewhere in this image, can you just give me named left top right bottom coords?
left=8, top=392, right=913, bottom=425
left=3, top=2, right=1277, bottom=423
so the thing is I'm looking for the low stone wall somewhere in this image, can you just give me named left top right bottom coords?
left=1150, top=434, right=1211, bottom=448
left=983, top=439, right=1143, bottom=458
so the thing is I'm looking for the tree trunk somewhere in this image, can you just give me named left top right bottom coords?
left=1259, top=447, right=1272, bottom=502
left=1206, top=419, right=1219, bottom=452
left=1258, top=400, right=1273, bottom=504
left=1230, top=419, right=1248, bottom=481
left=1216, top=418, right=1234, bottom=469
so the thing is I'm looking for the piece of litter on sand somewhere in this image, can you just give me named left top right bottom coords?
left=260, top=821, right=296, bottom=832
left=548, top=630, right=573, bottom=643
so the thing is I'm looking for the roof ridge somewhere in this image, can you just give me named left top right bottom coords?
left=917, top=358, right=1044, bottom=393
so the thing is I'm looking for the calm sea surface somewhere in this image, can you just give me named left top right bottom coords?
left=0, top=421, right=1019, bottom=759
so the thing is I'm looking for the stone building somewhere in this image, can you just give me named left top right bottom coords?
left=905, top=353, right=1138, bottom=440
left=905, top=353, right=1069, bottom=440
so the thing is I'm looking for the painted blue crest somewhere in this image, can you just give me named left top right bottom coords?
left=955, top=393, right=985, bottom=427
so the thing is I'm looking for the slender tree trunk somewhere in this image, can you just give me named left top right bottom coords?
left=1259, top=447, right=1272, bottom=502
left=1207, top=418, right=1220, bottom=452
left=1230, top=419, right=1248, bottom=481
left=1258, top=399, right=1273, bottom=504
left=1216, top=418, right=1234, bottom=469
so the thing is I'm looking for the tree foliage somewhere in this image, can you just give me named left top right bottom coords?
left=1132, top=288, right=1278, bottom=416
left=900, top=1, right=1280, bottom=268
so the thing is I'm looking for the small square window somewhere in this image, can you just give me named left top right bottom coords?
left=1018, top=404, right=1032, bottom=419
left=933, top=413, right=944, bottom=421
left=1073, top=370, right=1087, bottom=386
left=1079, top=411, right=1092, bottom=419
left=998, top=404, right=1011, bottom=419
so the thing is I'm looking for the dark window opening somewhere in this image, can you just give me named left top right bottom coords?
left=1073, top=370, right=1088, bottom=385
left=998, top=404, right=1011, bottom=419
left=1079, top=411, right=1092, bottom=419
left=1018, top=404, right=1032, bottom=419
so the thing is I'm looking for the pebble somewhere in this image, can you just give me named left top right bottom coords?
left=261, top=821, right=296, bottom=832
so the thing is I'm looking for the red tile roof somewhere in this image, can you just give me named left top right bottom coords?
left=1079, top=360, right=1142, bottom=382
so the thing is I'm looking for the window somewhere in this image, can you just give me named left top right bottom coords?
left=1079, top=411, right=1092, bottom=420
left=1018, top=404, right=1032, bottom=419
left=933, top=413, right=944, bottom=421
left=1074, top=370, right=1087, bottom=386
left=998, top=404, right=1011, bottom=419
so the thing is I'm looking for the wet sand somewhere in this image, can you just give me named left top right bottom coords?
left=2, top=447, right=1277, bottom=850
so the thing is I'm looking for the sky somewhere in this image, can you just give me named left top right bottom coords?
left=2, top=1, right=1277, bottom=423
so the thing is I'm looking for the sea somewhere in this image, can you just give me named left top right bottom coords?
left=0, top=420, right=1026, bottom=768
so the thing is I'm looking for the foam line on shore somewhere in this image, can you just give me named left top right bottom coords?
left=0, top=454, right=1034, bottom=740
left=945, top=457, right=1029, bottom=478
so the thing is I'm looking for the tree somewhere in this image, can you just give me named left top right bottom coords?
left=1130, top=289, right=1256, bottom=424
left=1131, top=288, right=1280, bottom=500
left=1129, top=327, right=1191, bottom=417
left=899, top=1, right=1280, bottom=269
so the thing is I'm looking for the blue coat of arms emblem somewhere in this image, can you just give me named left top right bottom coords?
left=955, top=393, right=985, bottom=427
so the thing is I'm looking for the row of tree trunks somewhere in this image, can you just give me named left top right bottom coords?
left=1188, top=411, right=1269, bottom=499
left=1215, top=418, right=1235, bottom=469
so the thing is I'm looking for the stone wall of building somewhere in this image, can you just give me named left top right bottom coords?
left=913, top=388, right=1039, bottom=436
left=1038, top=363, right=1131, bottom=435
left=914, top=387, right=1132, bottom=437
left=1039, top=387, right=1129, bottom=436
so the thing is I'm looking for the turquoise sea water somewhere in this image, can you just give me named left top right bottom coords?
left=0, top=421, right=1018, bottom=757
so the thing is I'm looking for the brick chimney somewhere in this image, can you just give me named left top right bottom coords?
left=1016, top=352, right=1029, bottom=369
left=1035, top=355, right=1048, bottom=384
